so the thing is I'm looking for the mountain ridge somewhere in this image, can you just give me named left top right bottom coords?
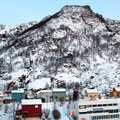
left=0, top=5, right=120, bottom=94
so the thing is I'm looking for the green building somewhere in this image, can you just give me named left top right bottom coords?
left=52, top=88, right=66, bottom=101
left=11, top=89, right=25, bottom=102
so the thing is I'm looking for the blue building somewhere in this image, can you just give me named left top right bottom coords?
left=11, top=89, right=25, bottom=102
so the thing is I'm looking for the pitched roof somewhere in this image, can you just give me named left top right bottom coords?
left=22, top=99, right=42, bottom=105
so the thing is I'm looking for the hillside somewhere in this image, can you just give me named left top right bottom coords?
left=0, top=5, right=120, bottom=94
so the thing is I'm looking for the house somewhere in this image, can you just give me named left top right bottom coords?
left=69, top=99, right=120, bottom=120
left=110, top=87, right=120, bottom=98
left=22, top=99, right=42, bottom=120
left=84, top=89, right=99, bottom=100
left=37, top=90, right=52, bottom=102
left=52, top=88, right=66, bottom=101
left=11, top=89, right=25, bottom=102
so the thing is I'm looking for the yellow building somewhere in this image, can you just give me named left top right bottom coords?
left=84, top=89, right=100, bottom=100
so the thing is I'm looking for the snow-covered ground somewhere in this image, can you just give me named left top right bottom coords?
left=42, top=102, right=70, bottom=120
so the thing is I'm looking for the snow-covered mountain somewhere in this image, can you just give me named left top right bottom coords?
left=0, top=5, right=120, bottom=94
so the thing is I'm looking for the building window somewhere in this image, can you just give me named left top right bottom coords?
left=113, top=103, right=117, bottom=106
left=79, top=109, right=119, bottom=115
left=98, top=104, right=102, bottom=107
left=93, top=105, right=97, bottom=107
left=92, top=114, right=119, bottom=120
left=103, top=104, right=107, bottom=106
left=87, top=105, right=91, bottom=107
left=24, top=112, right=29, bottom=116
left=35, top=111, right=38, bottom=115
left=35, top=105, right=38, bottom=108
left=25, top=105, right=29, bottom=108
left=108, top=104, right=113, bottom=106
left=79, top=105, right=86, bottom=109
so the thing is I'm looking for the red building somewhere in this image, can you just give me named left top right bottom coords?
left=22, top=99, right=42, bottom=119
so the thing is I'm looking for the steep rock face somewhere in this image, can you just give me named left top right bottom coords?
left=0, top=5, right=120, bottom=93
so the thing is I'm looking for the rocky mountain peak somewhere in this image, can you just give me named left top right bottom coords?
left=61, top=5, right=92, bottom=14
left=0, top=5, right=120, bottom=93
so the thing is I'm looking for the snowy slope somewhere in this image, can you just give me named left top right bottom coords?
left=0, top=5, right=120, bottom=94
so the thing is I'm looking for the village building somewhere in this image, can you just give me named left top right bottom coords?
left=110, top=87, right=120, bottom=98
left=69, top=99, right=120, bottom=120
left=84, top=89, right=100, bottom=100
left=37, top=90, right=52, bottom=102
left=52, top=88, right=66, bottom=101
left=22, top=99, right=42, bottom=120
left=11, top=89, right=25, bottom=102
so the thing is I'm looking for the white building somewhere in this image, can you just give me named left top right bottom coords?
left=70, top=99, right=120, bottom=120
left=37, top=90, right=53, bottom=99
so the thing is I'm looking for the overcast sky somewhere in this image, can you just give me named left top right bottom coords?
left=0, top=0, right=120, bottom=26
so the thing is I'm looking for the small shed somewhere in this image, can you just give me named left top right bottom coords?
left=52, top=88, right=66, bottom=101
left=11, top=89, right=25, bottom=102
left=22, top=99, right=42, bottom=119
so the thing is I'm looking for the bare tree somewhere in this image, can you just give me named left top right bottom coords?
left=52, top=109, right=61, bottom=120
left=43, top=108, right=50, bottom=118
left=73, top=90, right=79, bottom=101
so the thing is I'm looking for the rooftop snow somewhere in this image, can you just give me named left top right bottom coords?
left=78, top=98, right=119, bottom=103
left=38, top=90, right=52, bottom=94
left=12, top=89, right=24, bottom=93
left=52, top=88, right=66, bottom=92
left=115, top=87, right=120, bottom=91
left=22, top=99, right=42, bottom=105
left=86, top=89, right=98, bottom=93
